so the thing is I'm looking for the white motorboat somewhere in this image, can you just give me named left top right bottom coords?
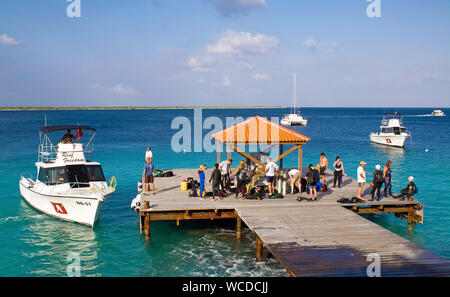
left=370, top=113, right=411, bottom=148
left=19, top=125, right=116, bottom=227
left=428, top=109, right=445, bottom=117
left=281, top=72, right=307, bottom=126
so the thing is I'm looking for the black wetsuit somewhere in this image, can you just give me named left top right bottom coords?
left=333, top=162, right=343, bottom=188
left=209, top=168, right=222, bottom=199
left=399, top=182, right=417, bottom=200
left=384, top=167, right=392, bottom=197
left=235, top=168, right=249, bottom=198
left=370, top=169, right=384, bottom=200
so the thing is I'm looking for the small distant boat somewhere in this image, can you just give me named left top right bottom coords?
left=370, top=113, right=411, bottom=148
left=428, top=109, right=445, bottom=117
left=281, top=72, right=307, bottom=126
left=18, top=125, right=116, bottom=227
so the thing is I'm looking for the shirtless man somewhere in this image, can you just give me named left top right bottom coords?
left=319, top=152, right=328, bottom=184
left=61, top=130, right=76, bottom=143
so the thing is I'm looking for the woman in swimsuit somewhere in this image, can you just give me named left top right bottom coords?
left=333, top=156, right=345, bottom=188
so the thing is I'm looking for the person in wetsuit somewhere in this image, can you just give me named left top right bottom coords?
left=209, top=163, right=222, bottom=201
left=395, top=176, right=418, bottom=201
left=333, top=156, right=345, bottom=188
left=370, top=165, right=384, bottom=201
left=235, top=161, right=249, bottom=199
left=383, top=160, right=392, bottom=197
left=198, top=165, right=206, bottom=200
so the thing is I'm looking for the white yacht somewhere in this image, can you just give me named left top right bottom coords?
left=370, top=113, right=411, bottom=148
left=428, top=109, right=445, bottom=117
left=19, top=125, right=116, bottom=227
left=281, top=73, right=307, bottom=126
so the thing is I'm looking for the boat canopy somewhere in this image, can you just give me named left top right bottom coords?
left=39, top=125, right=96, bottom=133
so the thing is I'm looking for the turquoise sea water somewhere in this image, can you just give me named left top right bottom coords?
left=0, top=108, right=449, bottom=276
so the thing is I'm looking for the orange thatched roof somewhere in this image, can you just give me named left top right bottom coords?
left=212, top=116, right=310, bottom=144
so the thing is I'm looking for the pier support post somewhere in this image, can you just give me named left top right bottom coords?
left=143, top=213, right=151, bottom=242
left=236, top=217, right=242, bottom=241
left=407, top=206, right=415, bottom=234
left=142, top=201, right=151, bottom=242
left=256, top=235, right=263, bottom=262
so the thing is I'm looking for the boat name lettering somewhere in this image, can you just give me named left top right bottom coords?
left=62, top=152, right=85, bottom=163
left=76, top=201, right=91, bottom=206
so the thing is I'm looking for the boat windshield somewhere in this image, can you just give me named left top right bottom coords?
left=38, top=164, right=105, bottom=187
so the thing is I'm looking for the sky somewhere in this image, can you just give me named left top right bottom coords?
left=0, top=0, right=449, bottom=107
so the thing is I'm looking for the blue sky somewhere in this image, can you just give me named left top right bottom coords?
left=1, top=0, right=449, bottom=107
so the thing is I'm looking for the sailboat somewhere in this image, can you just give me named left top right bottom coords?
left=280, top=72, right=307, bottom=126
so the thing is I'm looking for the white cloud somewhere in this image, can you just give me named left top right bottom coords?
left=0, top=34, right=20, bottom=46
left=222, top=76, right=232, bottom=86
left=91, top=83, right=138, bottom=95
left=109, top=84, right=137, bottom=94
left=206, top=30, right=278, bottom=57
left=252, top=73, right=269, bottom=80
left=305, top=38, right=339, bottom=53
left=212, top=0, right=266, bottom=17
left=186, top=56, right=216, bottom=72
left=305, top=38, right=318, bottom=52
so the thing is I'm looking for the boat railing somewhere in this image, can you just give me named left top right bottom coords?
left=38, top=143, right=58, bottom=162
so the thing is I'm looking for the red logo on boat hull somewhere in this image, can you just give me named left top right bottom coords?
left=51, top=202, right=68, bottom=214
left=386, top=139, right=392, bottom=144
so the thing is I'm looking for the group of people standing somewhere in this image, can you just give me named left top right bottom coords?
left=357, top=160, right=416, bottom=201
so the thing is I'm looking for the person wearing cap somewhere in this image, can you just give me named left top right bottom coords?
left=396, top=176, right=418, bottom=201
left=357, top=161, right=371, bottom=199
left=369, top=164, right=384, bottom=201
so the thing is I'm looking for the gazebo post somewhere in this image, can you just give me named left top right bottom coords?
left=279, top=144, right=283, bottom=169
left=298, top=144, right=303, bottom=173
left=217, top=141, right=221, bottom=164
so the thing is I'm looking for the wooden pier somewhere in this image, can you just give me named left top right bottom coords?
left=139, top=168, right=450, bottom=277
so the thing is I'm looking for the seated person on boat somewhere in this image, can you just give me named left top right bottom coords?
left=61, top=129, right=76, bottom=143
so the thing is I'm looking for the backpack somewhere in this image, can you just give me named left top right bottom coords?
left=313, top=169, right=320, bottom=183
left=239, top=169, right=249, bottom=182
left=374, top=170, right=384, bottom=184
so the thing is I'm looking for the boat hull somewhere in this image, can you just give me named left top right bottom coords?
left=19, top=179, right=106, bottom=227
left=280, top=119, right=308, bottom=126
left=369, top=134, right=409, bottom=148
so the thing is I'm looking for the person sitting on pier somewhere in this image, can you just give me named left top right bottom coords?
left=265, top=158, right=279, bottom=196
left=319, top=152, right=328, bottom=185
left=369, top=165, right=384, bottom=201
left=235, top=161, right=250, bottom=199
left=288, top=168, right=302, bottom=194
left=198, top=164, right=207, bottom=200
left=61, top=129, right=76, bottom=143
left=209, top=163, right=222, bottom=201
left=142, top=157, right=156, bottom=195
left=219, top=159, right=232, bottom=193
left=394, top=176, right=418, bottom=201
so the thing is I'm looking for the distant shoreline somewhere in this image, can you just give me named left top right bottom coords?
left=0, top=106, right=446, bottom=111
left=0, top=106, right=283, bottom=111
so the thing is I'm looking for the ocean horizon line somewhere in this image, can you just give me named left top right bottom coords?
left=0, top=106, right=447, bottom=111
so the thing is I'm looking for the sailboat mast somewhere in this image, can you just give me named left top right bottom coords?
left=293, top=72, right=296, bottom=114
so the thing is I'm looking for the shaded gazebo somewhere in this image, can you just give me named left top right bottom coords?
left=212, top=116, right=310, bottom=179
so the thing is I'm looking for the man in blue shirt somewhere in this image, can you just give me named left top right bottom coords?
left=142, top=157, right=155, bottom=195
